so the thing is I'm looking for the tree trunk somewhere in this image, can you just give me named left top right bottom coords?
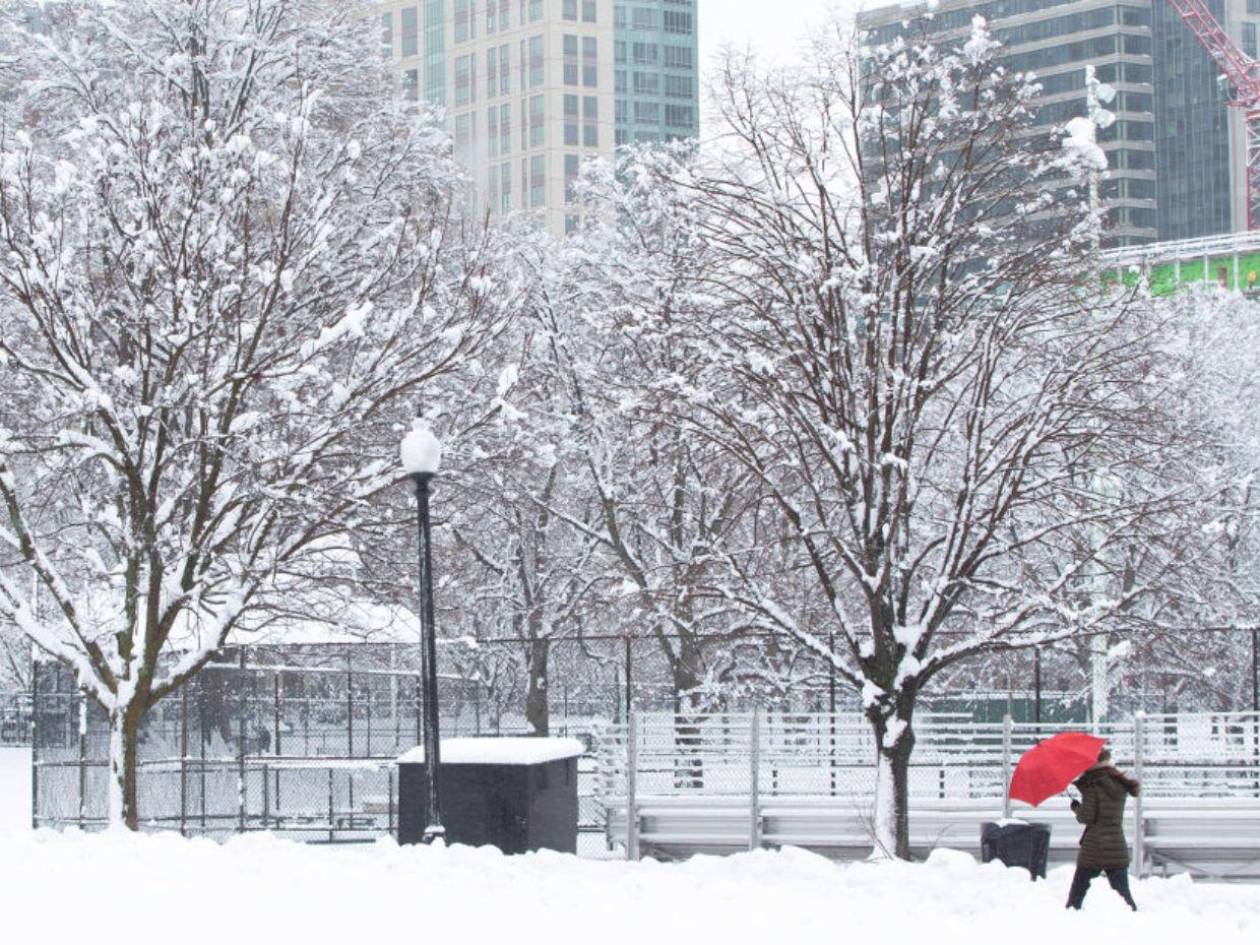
left=107, top=701, right=144, bottom=830
left=525, top=639, right=550, bottom=736
left=868, top=700, right=916, bottom=860
left=672, top=640, right=705, bottom=789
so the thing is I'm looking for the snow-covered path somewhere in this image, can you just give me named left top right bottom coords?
left=0, top=747, right=29, bottom=833
left=0, top=830, right=1256, bottom=944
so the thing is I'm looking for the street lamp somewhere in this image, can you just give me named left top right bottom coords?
left=400, top=418, right=444, bottom=844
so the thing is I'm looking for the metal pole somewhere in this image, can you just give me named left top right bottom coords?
left=346, top=653, right=354, bottom=759
left=29, top=659, right=38, bottom=830
left=238, top=649, right=247, bottom=833
left=626, top=709, right=639, bottom=861
left=1133, top=712, right=1145, bottom=878
left=624, top=635, right=633, bottom=723
left=828, top=632, right=837, bottom=797
left=749, top=706, right=761, bottom=851
left=1252, top=626, right=1258, bottom=713
left=412, top=472, right=444, bottom=843
left=180, top=685, right=188, bottom=836
left=1033, top=647, right=1042, bottom=727
left=1002, top=713, right=1013, bottom=820
left=77, top=692, right=87, bottom=829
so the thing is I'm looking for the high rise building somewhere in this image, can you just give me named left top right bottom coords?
left=379, top=1, right=700, bottom=235
left=858, top=0, right=1260, bottom=245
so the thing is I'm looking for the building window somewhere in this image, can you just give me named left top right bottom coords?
left=1249, top=0, right=1260, bottom=12
left=632, top=43, right=658, bottom=66
left=665, top=104, right=694, bottom=128
left=615, top=41, right=626, bottom=63
left=635, top=101, right=659, bottom=124
left=582, top=0, right=596, bottom=23
left=528, top=0, right=543, bottom=23
left=582, top=36, right=598, bottom=87
left=615, top=128, right=629, bottom=146
left=488, top=164, right=499, bottom=212
left=634, top=72, right=658, bottom=95
left=487, top=0, right=497, bottom=34
left=500, top=103, right=512, bottom=154
left=632, top=7, right=657, bottom=30
left=664, top=73, right=693, bottom=98
left=615, top=70, right=627, bottom=94
left=583, top=95, right=598, bottom=146
left=454, top=0, right=475, bottom=43
left=663, top=11, right=693, bottom=35
left=530, top=94, right=545, bottom=148
left=401, top=6, right=418, bottom=57
left=565, top=153, right=580, bottom=204
left=382, top=12, right=394, bottom=53
left=529, top=34, right=544, bottom=87
left=455, top=112, right=474, bottom=151
left=664, top=45, right=692, bottom=70
left=403, top=68, right=419, bottom=101
left=487, top=50, right=498, bottom=97
left=614, top=4, right=626, bottom=30
left=530, top=154, right=545, bottom=207
left=615, top=99, right=628, bottom=123
left=500, top=0, right=510, bottom=30
left=563, top=0, right=578, bottom=20
left=488, top=106, right=499, bottom=157
left=424, top=0, right=446, bottom=106
left=1246, top=22, right=1258, bottom=59
left=501, top=160, right=512, bottom=212
left=565, top=94, right=580, bottom=145
left=455, top=53, right=475, bottom=106
left=564, top=34, right=579, bottom=85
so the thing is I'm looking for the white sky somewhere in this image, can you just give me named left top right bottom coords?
left=698, top=0, right=864, bottom=67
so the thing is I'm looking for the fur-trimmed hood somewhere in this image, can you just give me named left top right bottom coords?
left=1075, top=765, right=1140, bottom=797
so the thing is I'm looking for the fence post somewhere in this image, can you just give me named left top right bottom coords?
left=1133, top=711, right=1146, bottom=878
left=30, top=659, right=38, bottom=830
left=77, top=692, right=87, bottom=829
left=346, top=653, right=354, bottom=759
left=749, top=706, right=761, bottom=851
left=1001, top=713, right=1013, bottom=820
left=237, top=649, right=247, bottom=833
left=625, top=710, right=639, bottom=861
left=180, top=685, right=188, bottom=836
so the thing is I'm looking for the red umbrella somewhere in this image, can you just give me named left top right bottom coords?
left=1008, top=732, right=1106, bottom=807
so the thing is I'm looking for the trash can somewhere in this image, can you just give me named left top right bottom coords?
left=397, top=737, right=584, bottom=854
left=981, top=821, right=1051, bottom=880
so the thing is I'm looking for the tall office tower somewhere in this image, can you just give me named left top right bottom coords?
left=379, top=0, right=700, bottom=236
left=613, top=1, right=701, bottom=146
left=859, top=0, right=1260, bottom=244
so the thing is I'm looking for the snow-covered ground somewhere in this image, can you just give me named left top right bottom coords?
left=0, top=830, right=1256, bottom=944
left=0, top=746, right=30, bottom=833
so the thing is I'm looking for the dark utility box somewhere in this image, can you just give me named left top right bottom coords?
left=398, top=739, right=581, bottom=854
left=981, top=821, right=1052, bottom=880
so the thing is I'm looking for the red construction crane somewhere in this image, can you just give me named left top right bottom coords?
left=1166, top=0, right=1260, bottom=228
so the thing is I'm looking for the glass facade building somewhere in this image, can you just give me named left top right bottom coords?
left=380, top=0, right=700, bottom=235
left=613, top=0, right=701, bottom=146
left=860, top=0, right=1260, bottom=243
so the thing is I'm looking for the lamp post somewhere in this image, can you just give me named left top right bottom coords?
left=400, top=418, right=445, bottom=844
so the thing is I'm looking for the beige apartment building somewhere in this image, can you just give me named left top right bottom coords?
left=379, top=1, right=700, bottom=235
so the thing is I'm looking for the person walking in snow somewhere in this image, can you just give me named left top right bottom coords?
left=1065, top=747, right=1140, bottom=911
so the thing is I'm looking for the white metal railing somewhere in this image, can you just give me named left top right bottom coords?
left=1100, top=231, right=1260, bottom=269
left=593, top=710, right=1260, bottom=874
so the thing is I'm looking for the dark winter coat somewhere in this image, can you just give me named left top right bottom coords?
left=1071, top=765, right=1140, bottom=869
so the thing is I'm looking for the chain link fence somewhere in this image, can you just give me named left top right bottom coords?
left=26, top=627, right=1260, bottom=845
left=1, top=690, right=30, bottom=747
